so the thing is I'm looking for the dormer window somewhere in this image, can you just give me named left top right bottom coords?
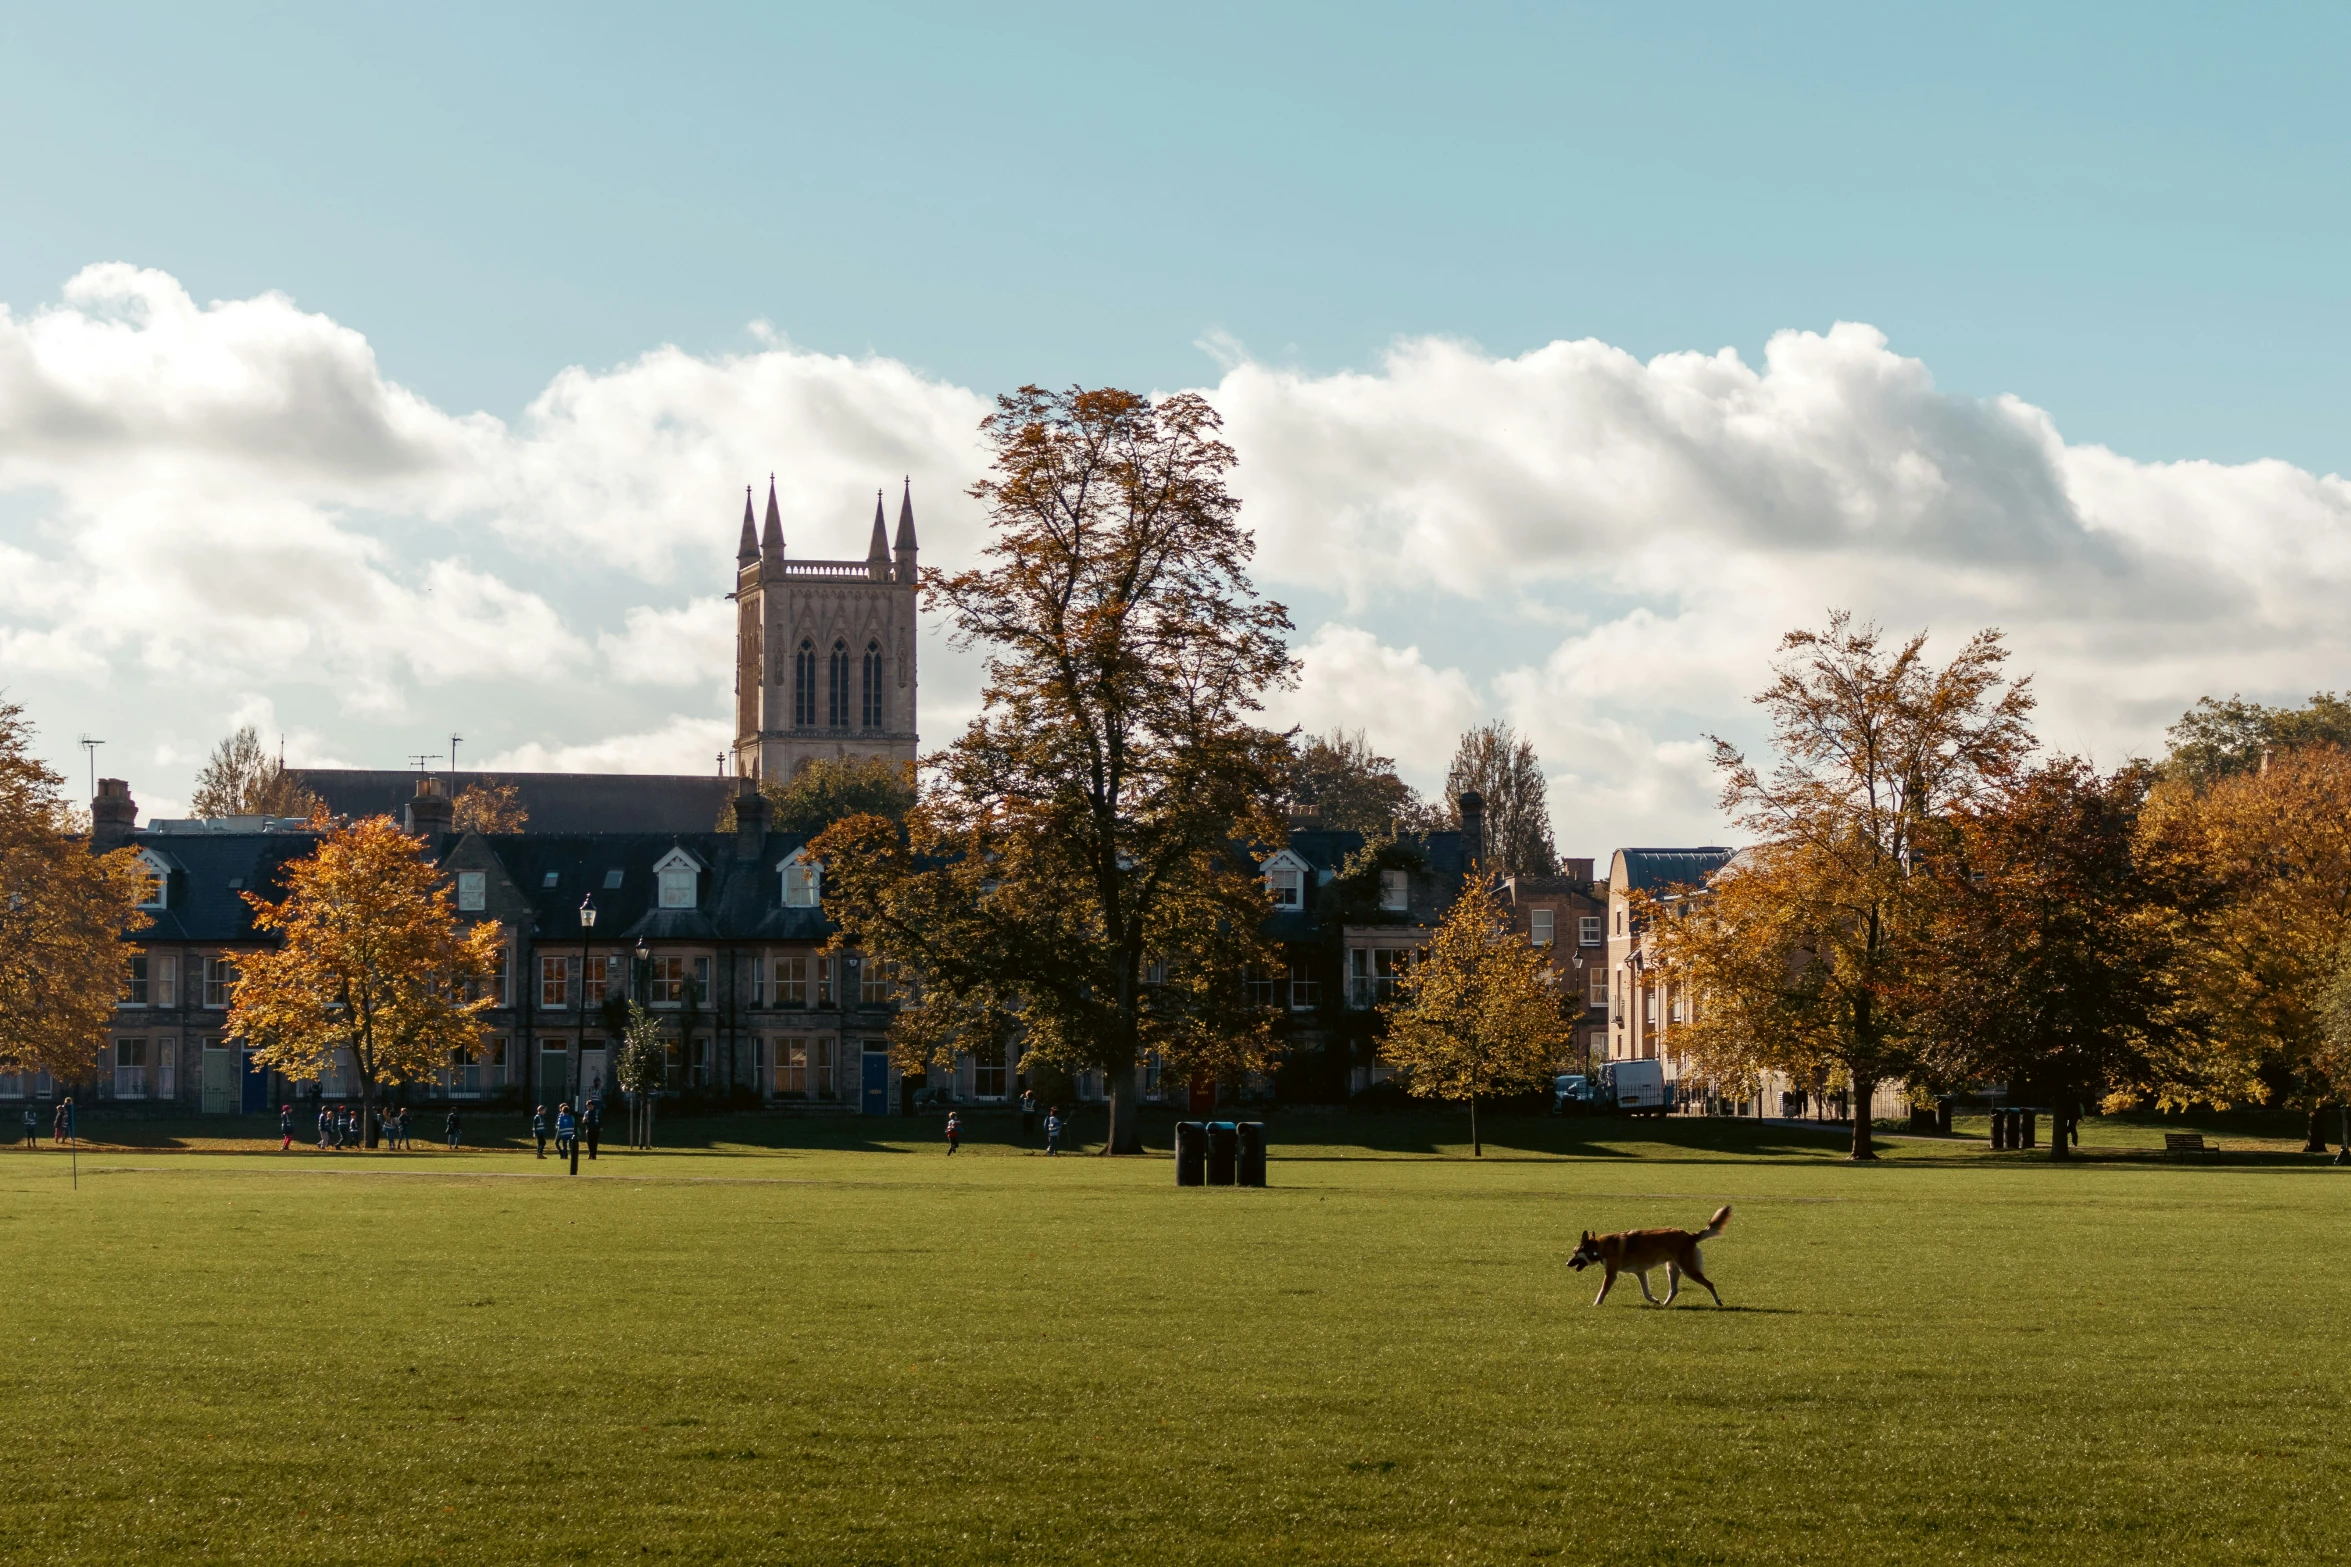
left=780, top=848, right=821, bottom=908
left=132, top=849, right=171, bottom=910
left=1261, top=852, right=1309, bottom=910
left=1378, top=868, right=1408, bottom=912
left=456, top=871, right=486, bottom=912
left=651, top=848, right=703, bottom=910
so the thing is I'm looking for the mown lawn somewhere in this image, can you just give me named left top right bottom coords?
left=1, top=1112, right=2344, bottom=1564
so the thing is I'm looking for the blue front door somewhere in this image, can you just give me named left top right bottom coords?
left=240, top=1050, right=271, bottom=1114
left=860, top=1050, right=890, bottom=1116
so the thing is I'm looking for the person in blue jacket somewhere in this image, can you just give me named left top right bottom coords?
left=1043, top=1106, right=1064, bottom=1156
left=554, top=1102, right=577, bottom=1161
left=531, top=1105, right=548, bottom=1159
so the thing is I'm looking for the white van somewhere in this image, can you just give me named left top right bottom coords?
left=1600, top=1059, right=1668, bottom=1117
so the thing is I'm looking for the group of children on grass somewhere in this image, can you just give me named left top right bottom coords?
left=280, top=1102, right=463, bottom=1153
left=527, top=1099, right=601, bottom=1161
left=944, top=1090, right=1067, bottom=1156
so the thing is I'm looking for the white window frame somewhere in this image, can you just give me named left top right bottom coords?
left=1579, top=915, right=1602, bottom=947
left=779, top=848, right=821, bottom=908
left=652, top=848, right=702, bottom=911
left=456, top=871, right=487, bottom=912
left=1530, top=909, right=1554, bottom=947
left=133, top=849, right=171, bottom=910
left=1261, top=851, right=1310, bottom=911
left=1378, top=868, right=1409, bottom=912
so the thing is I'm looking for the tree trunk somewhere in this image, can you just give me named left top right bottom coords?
left=2049, top=1098, right=2070, bottom=1162
left=360, top=1072, right=375, bottom=1152
left=1849, top=1072, right=1877, bottom=1161
left=1470, top=1092, right=1482, bottom=1157
left=1100, top=1059, right=1143, bottom=1155
left=2307, top=1107, right=2330, bottom=1155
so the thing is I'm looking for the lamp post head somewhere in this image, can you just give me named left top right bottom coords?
left=579, top=895, right=597, bottom=931
left=635, top=939, right=649, bottom=963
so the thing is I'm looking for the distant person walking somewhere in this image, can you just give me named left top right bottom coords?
left=1020, top=1089, right=1036, bottom=1140
left=23, top=1104, right=38, bottom=1149
left=445, top=1108, right=462, bottom=1152
left=531, top=1105, right=548, bottom=1158
left=945, top=1111, right=963, bottom=1155
left=395, top=1107, right=412, bottom=1150
left=279, top=1104, right=295, bottom=1151
left=316, top=1104, right=331, bottom=1151
left=554, top=1102, right=576, bottom=1162
left=54, top=1098, right=72, bottom=1145
left=583, top=1098, right=601, bottom=1161
left=1044, top=1106, right=1063, bottom=1156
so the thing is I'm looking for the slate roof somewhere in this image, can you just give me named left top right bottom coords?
left=1613, top=848, right=1736, bottom=895
left=128, top=830, right=326, bottom=942
left=470, top=831, right=835, bottom=943
left=293, top=770, right=732, bottom=835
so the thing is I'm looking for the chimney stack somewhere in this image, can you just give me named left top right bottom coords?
left=405, top=776, right=454, bottom=837
left=733, top=777, right=769, bottom=861
left=1456, top=790, right=1486, bottom=867
left=92, top=778, right=138, bottom=853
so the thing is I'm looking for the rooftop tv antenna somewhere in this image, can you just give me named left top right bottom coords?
left=78, top=736, right=103, bottom=799
left=451, top=734, right=463, bottom=772
left=408, top=753, right=435, bottom=773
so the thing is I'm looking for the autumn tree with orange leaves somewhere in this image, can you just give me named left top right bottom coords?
left=0, top=701, right=151, bottom=1083
left=1646, top=614, right=2036, bottom=1161
left=230, top=816, right=503, bottom=1145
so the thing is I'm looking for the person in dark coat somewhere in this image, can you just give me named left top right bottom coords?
left=530, top=1105, right=548, bottom=1158
left=27, top=1103, right=43, bottom=1147
left=445, top=1108, right=462, bottom=1151
left=583, top=1097, right=601, bottom=1160
left=279, top=1104, right=294, bottom=1152
left=53, top=1098, right=71, bottom=1144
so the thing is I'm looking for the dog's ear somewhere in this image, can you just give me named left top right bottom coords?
left=1579, top=1230, right=1592, bottom=1243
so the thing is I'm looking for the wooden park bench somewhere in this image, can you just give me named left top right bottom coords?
left=2163, top=1132, right=2217, bottom=1157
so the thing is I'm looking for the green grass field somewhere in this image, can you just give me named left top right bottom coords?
left=3, top=1109, right=2346, bottom=1564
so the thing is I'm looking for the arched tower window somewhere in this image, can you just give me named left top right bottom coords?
left=793, top=640, right=816, bottom=727
left=861, top=640, right=884, bottom=729
left=828, top=640, right=850, bottom=729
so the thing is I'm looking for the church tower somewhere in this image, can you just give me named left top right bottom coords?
left=732, top=477, right=921, bottom=781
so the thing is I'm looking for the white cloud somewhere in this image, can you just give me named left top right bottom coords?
left=1267, top=624, right=1480, bottom=789
left=477, top=714, right=733, bottom=776
left=598, top=597, right=733, bottom=688
left=10, top=264, right=2351, bottom=856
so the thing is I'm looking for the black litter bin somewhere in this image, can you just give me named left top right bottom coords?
left=1936, top=1097, right=1954, bottom=1135
left=1175, top=1121, right=1206, bottom=1187
left=1206, top=1122, right=1239, bottom=1186
left=1236, top=1121, right=1267, bottom=1187
left=2021, top=1109, right=2037, bottom=1150
left=1990, top=1109, right=2008, bottom=1150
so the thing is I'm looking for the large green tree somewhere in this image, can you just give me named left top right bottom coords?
left=814, top=386, right=1295, bottom=1154
left=2164, top=692, right=2351, bottom=788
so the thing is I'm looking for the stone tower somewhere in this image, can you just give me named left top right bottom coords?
left=732, top=477, right=920, bottom=781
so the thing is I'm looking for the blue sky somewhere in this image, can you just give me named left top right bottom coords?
left=8, top=3, right=2347, bottom=467
left=5, top=4, right=2350, bottom=848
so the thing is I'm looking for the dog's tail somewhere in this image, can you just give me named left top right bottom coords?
left=1698, top=1204, right=1731, bottom=1240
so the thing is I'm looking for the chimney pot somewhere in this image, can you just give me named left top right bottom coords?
left=404, top=777, right=454, bottom=837
left=92, top=778, right=138, bottom=853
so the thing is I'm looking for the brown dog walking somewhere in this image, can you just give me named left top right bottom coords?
left=1567, top=1205, right=1731, bottom=1307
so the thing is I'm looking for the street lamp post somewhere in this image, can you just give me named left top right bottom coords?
left=575, top=896, right=596, bottom=1176
left=634, top=937, right=650, bottom=1149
